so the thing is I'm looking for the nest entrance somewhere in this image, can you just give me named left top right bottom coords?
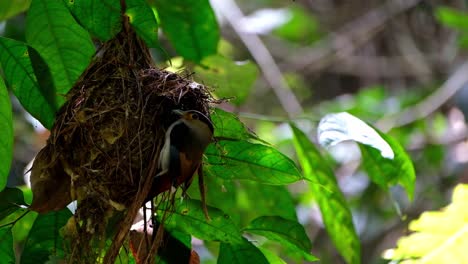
left=30, top=20, right=213, bottom=263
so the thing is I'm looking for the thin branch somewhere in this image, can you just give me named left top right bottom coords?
left=376, top=61, right=468, bottom=131
left=210, top=0, right=303, bottom=118
left=284, top=0, right=423, bottom=73
left=327, top=54, right=440, bottom=78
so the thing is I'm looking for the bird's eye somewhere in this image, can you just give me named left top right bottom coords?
left=191, top=113, right=199, bottom=120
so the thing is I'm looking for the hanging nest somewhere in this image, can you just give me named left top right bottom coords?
left=29, top=18, right=213, bottom=263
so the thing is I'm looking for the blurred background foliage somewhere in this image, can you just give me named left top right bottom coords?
left=1, top=0, right=468, bottom=263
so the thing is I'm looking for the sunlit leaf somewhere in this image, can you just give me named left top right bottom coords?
left=359, top=131, right=416, bottom=200
left=218, top=238, right=269, bottom=264
left=0, top=0, right=31, bottom=21
left=273, top=6, right=321, bottom=44
left=0, top=188, right=27, bottom=222
left=211, top=108, right=258, bottom=141
left=291, top=124, right=360, bottom=264
left=258, top=247, right=287, bottom=264
left=195, top=55, right=259, bottom=105
left=0, top=227, right=15, bottom=263
left=318, top=112, right=393, bottom=159
left=0, top=78, right=13, bottom=191
left=1, top=210, right=37, bottom=243
left=317, top=112, right=415, bottom=200
left=188, top=174, right=297, bottom=226
left=243, top=216, right=317, bottom=261
left=126, top=0, right=159, bottom=47
left=157, top=199, right=243, bottom=244
left=384, top=184, right=468, bottom=263
left=20, top=209, right=72, bottom=264
left=64, top=0, right=121, bottom=41
left=0, top=37, right=56, bottom=128
left=205, top=140, right=302, bottom=185
left=26, top=0, right=95, bottom=105
left=436, top=7, right=468, bottom=31
left=154, top=0, right=219, bottom=62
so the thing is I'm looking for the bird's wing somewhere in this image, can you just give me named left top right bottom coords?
left=157, top=119, right=182, bottom=176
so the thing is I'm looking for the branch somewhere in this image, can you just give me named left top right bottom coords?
left=284, top=0, right=423, bottom=73
left=376, top=61, right=468, bottom=131
left=210, top=0, right=303, bottom=118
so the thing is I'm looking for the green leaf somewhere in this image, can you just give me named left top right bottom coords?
left=273, top=6, right=321, bottom=44
left=0, top=37, right=56, bottom=128
left=126, top=0, right=159, bottom=48
left=291, top=124, right=360, bottom=264
left=243, top=216, right=317, bottom=261
left=258, top=247, right=287, bottom=264
left=205, top=140, right=302, bottom=185
left=0, top=227, right=15, bottom=263
left=218, top=238, right=269, bottom=264
left=436, top=7, right=468, bottom=31
left=211, top=108, right=258, bottom=141
left=318, top=112, right=394, bottom=159
left=0, top=78, right=13, bottom=190
left=20, top=209, right=72, bottom=264
left=188, top=174, right=297, bottom=226
left=318, top=112, right=415, bottom=199
left=26, top=0, right=95, bottom=105
left=384, top=184, right=468, bottom=263
left=194, top=55, right=259, bottom=106
left=63, top=0, right=121, bottom=41
left=0, top=188, right=27, bottom=222
left=157, top=199, right=243, bottom=244
left=0, top=0, right=31, bottom=21
left=154, top=0, right=219, bottom=62
left=359, top=131, right=416, bottom=200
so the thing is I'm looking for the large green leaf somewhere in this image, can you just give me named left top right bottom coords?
left=154, top=0, right=219, bottom=62
left=384, top=184, right=468, bottom=263
left=359, top=131, right=416, bottom=200
left=20, top=209, right=72, bottom=264
left=26, top=0, right=95, bottom=105
left=211, top=108, right=258, bottom=141
left=243, top=216, right=317, bottom=261
left=157, top=199, right=243, bottom=244
left=436, top=7, right=468, bottom=31
left=195, top=55, right=259, bottom=106
left=0, top=227, right=15, bottom=263
left=0, top=210, right=37, bottom=244
left=318, top=112, right=415, bottom=199
left=258, top=247, right=287, bottom=264
left=0, top=0, right=31, bottom=21
left=205, top=140, right=302, bottom=185
left=0, top=188, right=27, bottom=222
left=291, top=124, right=360, bottom=264
left=218, top=238, right=269, bottom=264
left=126, top=0, right=159, bottom=47
left=64, top=0, right=121, bottom=41
left=0, top=78, right=13, bottom=190
left=188, top=174, right=297, bottom=226
left=0, top=37, right=56, bottom=128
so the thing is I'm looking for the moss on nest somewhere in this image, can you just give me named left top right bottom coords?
left=30, top=19, right=213, bottom=263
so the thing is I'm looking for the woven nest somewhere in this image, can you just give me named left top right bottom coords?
left=29, top=20, right=213, bottom=263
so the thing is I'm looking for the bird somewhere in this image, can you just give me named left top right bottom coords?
left=148, top=109, right=214, bottom=199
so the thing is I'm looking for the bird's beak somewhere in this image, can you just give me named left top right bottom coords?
left=172, top=109, right=185, bottom=116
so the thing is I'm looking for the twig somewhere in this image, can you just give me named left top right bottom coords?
left=210, top=0, right=303, bottom=118
left=284, top=0, right=422, bottom=73
left=376, top=61, right=468, bottom=131
left=391, top=19, right=432, bottom=83
left=103, top=154, right=157, bottom=264
left=327, top=54, right=440, bottom=78
left=238, top=111, right=318, bottom=122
